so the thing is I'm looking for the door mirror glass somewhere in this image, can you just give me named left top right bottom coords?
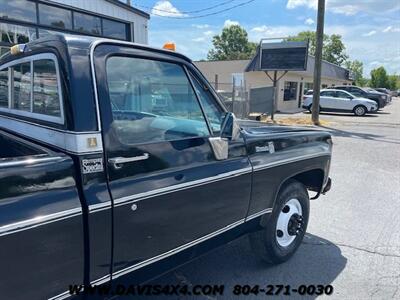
left=220, top=112, right=240, bottom=140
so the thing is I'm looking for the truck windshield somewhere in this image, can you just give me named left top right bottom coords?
left=105, top=56, right=211, bottom=145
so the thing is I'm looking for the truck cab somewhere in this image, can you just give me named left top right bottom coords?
left=0, top=35, right=332, bottom=299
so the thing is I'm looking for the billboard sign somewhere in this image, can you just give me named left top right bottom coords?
left=260, top=40, right=308, bottom=71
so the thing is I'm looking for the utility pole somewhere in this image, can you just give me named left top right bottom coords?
left=312, top=0, right=325, bottom=125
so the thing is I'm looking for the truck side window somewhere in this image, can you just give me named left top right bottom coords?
left=0, top=68, right=7, bottom=108
left=106, top=56, right=210, bottom=145
left=189, top=72, right=223, bottom=134
left=0, top=54, right=63, bottom=124
left=33, top=59, right=61, bottom=117
left=12, top=62, right=31, bottom=112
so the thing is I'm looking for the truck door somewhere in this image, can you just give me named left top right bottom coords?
left=93, top=44, right=252, bottom=278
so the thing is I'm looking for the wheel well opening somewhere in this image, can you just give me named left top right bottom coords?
left=292, top=169, right=324, bottom=192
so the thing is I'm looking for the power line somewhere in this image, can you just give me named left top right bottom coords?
left=148, top=0, right=258, bottom=19
left=136, top=0, right=238, bottom=15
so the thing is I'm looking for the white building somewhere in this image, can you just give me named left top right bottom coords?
left=0, top=0, right=150, bottom=55
left=195, top=53, right=353, bottom=113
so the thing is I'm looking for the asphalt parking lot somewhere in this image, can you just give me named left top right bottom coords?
left=150, top=99, right=400, bottom=299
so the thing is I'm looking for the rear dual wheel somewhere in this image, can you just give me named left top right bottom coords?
left=249, top=180, right=310, bottom=264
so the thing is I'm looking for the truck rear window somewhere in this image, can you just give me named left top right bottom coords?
left=0, top=53, right=64, bottom=124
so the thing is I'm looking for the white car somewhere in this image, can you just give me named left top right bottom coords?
left=302, top=89, right=378, bottom=116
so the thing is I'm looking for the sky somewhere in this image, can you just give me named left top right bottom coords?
left=135, top=0, right=400, bottom=77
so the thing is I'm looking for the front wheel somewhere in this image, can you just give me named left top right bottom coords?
left=249, top=180, right=310, bottom=264
left=353, top=105, right=367, bottom=116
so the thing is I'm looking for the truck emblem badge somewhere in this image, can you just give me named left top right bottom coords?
left=87, top=137, right=98, bottom=148
left=82, top=158, right=103, bottom=174
left=255, top=142, right=275, bottom=153
left=268, top=141, right=275, bottom=153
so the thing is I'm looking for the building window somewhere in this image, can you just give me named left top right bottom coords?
left=0, top=22, right=37, bottom=44
left=283, top=81, right=298, bottom=101
left=73, top=12, right=101, bottom=35
left=102, top=18, right=128, bottom=40
left=0, top=0, right=37, bottom=23
left=38, top=3, right=72, bottom=29
left=303, top=82, right=313, bottom=94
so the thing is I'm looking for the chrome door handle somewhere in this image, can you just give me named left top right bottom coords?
left=108, top=153, right=149, bottom=169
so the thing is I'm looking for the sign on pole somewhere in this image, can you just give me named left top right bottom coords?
left=257, top=39, right=309, bottom=119
left=259, top=40, right=309, bottom=71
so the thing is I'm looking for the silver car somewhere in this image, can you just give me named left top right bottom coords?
left=302, top=89, right=378, bottom=116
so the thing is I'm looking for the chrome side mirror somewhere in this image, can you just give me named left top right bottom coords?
left=220, top=112, right=240, bottom=141
left=209, top=137, right=228, bottom=160
left=209, top=112, right=241, bottom=160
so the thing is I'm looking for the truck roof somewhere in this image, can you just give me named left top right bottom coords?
left=0, top=34, right=192, bottom=66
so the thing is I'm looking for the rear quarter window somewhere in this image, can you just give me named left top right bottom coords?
left=0, top=53, right=64, bottom=124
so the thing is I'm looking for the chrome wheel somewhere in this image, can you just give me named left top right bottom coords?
left=276, top=198, right=303, bottom=247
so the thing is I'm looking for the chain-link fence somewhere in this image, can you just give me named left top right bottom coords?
left=209, top=81, right=249, bottom=119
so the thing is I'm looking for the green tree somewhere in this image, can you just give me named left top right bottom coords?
left=344, top=60, right=365, bottom=86
left=287, top=31, right=348, bottom=66
left=207, top=25, right=257, bottom=60
left=370, top=67, right=389, bottom=88
left=387, top=75, right=399, bottom=90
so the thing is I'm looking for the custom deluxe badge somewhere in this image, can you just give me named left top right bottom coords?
left=82, top=158, right=104, bottom=174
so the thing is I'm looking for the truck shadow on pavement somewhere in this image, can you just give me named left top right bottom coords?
left=149, top=233, right=347, bottom=299
left=319, top=125, right=400, bottom=145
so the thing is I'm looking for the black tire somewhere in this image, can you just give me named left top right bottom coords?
left=353, top=105, right=367, bottom=116
left=249, top=180, right=310, bottom=264
left=308, top=105, right=321, bottom=113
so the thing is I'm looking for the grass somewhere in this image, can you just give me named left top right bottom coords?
left=260, top=116, right=331, bottom=126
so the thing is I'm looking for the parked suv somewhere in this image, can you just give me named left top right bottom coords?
left=328, top=85, right=387, bottom=109
left=303, top=89, right=377, bottom=116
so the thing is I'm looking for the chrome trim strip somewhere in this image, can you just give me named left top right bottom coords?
left=0, top=207, right=82, bottom=237
left=0, top=156, right=62, bottom=168
left=113, top=167, right=253, bottom=207
left=253, top=152, right=330, bottom=172
left=48, top=290, right=71, bottom=300
left=112, top=219, right=245, bottom=280
left=246, top=208, right=273, bottom=221
left=90, top=40, right=103, bottom=131
left=88, top=201, right=112, bottom=213
left=0, top=115, right=103, bottom=154
left=91, top=274, right=111, bottom=286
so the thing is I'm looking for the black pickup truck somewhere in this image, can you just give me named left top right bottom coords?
left=0, top=35, right=332, bottom=299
